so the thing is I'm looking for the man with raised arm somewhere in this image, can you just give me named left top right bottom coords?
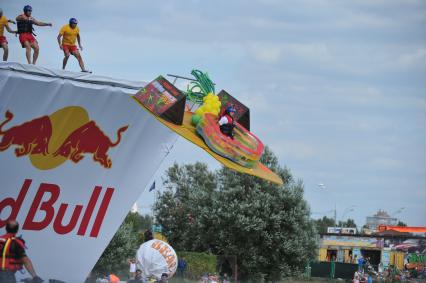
left=16, top=5, right=52, bottom=64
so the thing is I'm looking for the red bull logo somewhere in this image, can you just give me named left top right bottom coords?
left=0, top=111, right=52, bottom=157
left=0, top=106, right=128, bottom=169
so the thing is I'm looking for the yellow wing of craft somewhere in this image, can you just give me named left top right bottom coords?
left=135, top=100, right=283, bottom=186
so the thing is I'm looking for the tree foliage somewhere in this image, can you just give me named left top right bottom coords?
left=178, top=252, right=217, bottom=279
left=313, top=216, right=336, bottom=234
left=340, top=218, right=357, bottom=229
left=314, top=217, right=357, bottom=234
left=154, top=147, right=317, bottom=281
left=92, top=212, right=145, bottom=275
left=126, top=211, right=153, bottom=233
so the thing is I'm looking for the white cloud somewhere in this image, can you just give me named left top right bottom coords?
left=248, top=17, right=289, bottom=30
left=335, top=10, right=396, bottom=29
left=285, top=43, right=332, bottom=63
left=388, top=48, right=426, bottom=70
left=270, top=140, right=317, bottom=160
left=249, top=44, right=282, bottom=64
left=369, top=158, right=403, bottom=170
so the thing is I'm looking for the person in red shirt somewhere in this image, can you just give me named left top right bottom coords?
left=16, top=5, right=52, bottom=65
left=0, top=220, right=42, bottom=283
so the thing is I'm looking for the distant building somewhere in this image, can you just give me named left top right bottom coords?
left=327, top=227, right=356, bottom=235
left=365, top=210, right=397, bottom=232
left=317, top=233, right=426, bottom=271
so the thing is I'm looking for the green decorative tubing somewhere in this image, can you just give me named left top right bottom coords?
left=185, top=69, right=216, bottom=104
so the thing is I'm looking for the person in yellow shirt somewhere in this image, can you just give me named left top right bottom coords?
left=57, top=18, right=89, bottom=72
left=0, top=8, right=17, bottom=61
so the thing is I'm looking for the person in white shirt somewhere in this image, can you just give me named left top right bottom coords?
left=128, top=258, right=137, bottom=279
left=218, top=105, right=236, bottom=139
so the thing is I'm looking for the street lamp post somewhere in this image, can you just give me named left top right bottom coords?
left=340, top=206, right=356, bottom=227
left=317, top=183, right=337, bottom=225
left=392, top=207, right=405, bottom=225
left=392, top=207, right=405, bottom=216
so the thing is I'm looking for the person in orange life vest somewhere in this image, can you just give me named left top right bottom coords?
left=0, top=8, right=18, bottom=62
left=218, top=105, right=236, bottom=139
left=16, top=5, right=52, bottom=65
left=57, top=18, right=90, bottom=72
left=0, top=220, right=42, bottom=283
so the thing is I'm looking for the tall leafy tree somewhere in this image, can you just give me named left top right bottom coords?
left=126, top=211, right=153, bottom=232
left=335, top=218, right=358, bottom=233
left=154, top=147, right=317, bottom=281
left=314, top=216, right=336, bottom=234
left=92, top=212, right=140, bottom=275
left=154, top=162, right=217, bottom=251
left=140, top=214, right=154, bottom=231
left=347, top=218, right=357, bottom=228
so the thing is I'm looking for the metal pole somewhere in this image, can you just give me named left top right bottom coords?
left=166, top=73, right=216, bottom=85
left=167, top=74, right=197, bottom=82
left=334, top=203, right=337, bottom=226
left=340, top=206, right=355, bottom=227
left=234, top=255, right=238, bottom=283
left=169, top=74, right=199, bottom=111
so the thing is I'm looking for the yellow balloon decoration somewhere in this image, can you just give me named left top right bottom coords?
left=195, top=108, right=203, bottom=116
left=191, top=93, right=222, bottom=126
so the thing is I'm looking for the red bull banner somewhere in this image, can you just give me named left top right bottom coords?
left=0, top=63, right=176, bottom=282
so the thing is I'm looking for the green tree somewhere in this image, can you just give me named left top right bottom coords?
left=154, top=162, right=217, bottom=251
left=92, top=212, right=140, bottom=275
left=314, top=216, right=336, bottom=234
left=397, top=220, right=407, bottom=227
left=126, top=211, right=153, bottom=233
left=154, top=147, right=317, bottom=281
left=140, top=214, right=154, bottom=231
left=344, top=218, right=357, bottom=228
left=337, top=218, right=357, bottom=229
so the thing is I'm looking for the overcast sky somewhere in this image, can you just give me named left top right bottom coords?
left=2, top=0, right=425, bottom=227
